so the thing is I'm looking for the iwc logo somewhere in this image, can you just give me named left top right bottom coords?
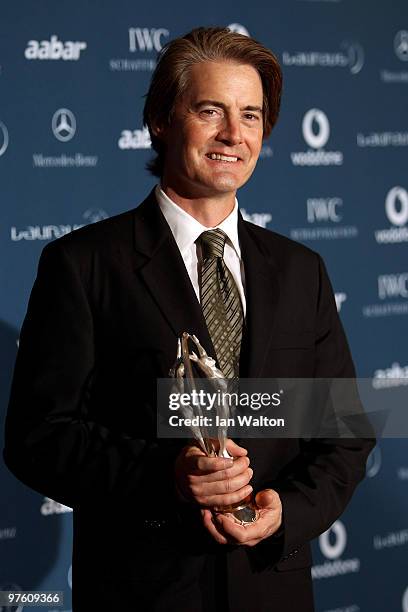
left=0, top=121, right=9, bottom=157
left=52, top=108, right=76, bottom=142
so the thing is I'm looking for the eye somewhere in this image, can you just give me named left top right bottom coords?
left=244, top=113, right=260, bottom=121
left=200, top=108, right=221, bottom=118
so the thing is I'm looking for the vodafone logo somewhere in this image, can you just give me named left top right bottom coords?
left=292, top=108, right=342, bottom=166
left=366, top=446, right=381, bottom=477
left=0, top=121, right=9, bottom=157
left=302, top=109, right=330, bottom=149
left=319, top=520, right=347, bottom=560
left=386, top=186, right=408, bottom=226
left=395, top=31, right=408, bottom=62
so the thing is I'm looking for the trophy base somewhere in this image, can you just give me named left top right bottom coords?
left=215, top=495, right=259, bottom=526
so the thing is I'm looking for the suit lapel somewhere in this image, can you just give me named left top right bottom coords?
left=131, top=190, right=216, bottom=358
left=238, top=213, right=280, bottom=377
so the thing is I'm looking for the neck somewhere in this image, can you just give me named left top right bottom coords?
left=161, top=183, right=236, bottom=228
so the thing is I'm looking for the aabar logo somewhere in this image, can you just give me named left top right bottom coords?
left=373, top=362, right=408, bottom=389
left=129, top=28, right=169, bottom=52
left=118, top=127, right=151, bottom=149
left=25, top=35, right=87, bottom=60
left=335, top=292, right=347, bottom=312
left=291, top=109, right=343, bottom=166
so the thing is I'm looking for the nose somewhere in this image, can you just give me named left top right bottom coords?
left=216, top=114, right=243, bottom=146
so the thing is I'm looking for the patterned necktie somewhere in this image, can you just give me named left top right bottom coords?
left=198, top=229, right=243, bottom=378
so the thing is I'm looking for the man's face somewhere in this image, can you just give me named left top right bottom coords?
left=157, top=61, right=264, bottom=199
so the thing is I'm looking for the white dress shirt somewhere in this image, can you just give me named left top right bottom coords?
left=155, top=185, right=246, bottom=317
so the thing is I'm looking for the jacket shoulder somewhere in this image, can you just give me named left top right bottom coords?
left=243, top=220, right=320, bottom=266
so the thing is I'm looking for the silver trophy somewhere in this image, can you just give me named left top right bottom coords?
left=170, top=332, right=259, bottom=525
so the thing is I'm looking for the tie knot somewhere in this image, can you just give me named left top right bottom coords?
left=199, top=229, right=227, bottom=260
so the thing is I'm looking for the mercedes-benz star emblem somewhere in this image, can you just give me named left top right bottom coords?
left=52, top=108, right=76, bottom=142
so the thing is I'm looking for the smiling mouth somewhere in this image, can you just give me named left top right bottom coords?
left=206, top=153, right=241, bottom=163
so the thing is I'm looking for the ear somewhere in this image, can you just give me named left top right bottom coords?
left=150, top=121, right=166, bottom=141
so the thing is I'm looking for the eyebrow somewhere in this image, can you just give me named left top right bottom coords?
left=193, top=99, right=263, bottom=113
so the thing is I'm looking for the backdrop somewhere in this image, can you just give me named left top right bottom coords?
left=1, top=1, right=407, bottom=611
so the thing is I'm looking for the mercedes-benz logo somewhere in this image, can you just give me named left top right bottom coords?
left=395, top=31, right=408, bottom=62
left=52, top=108, right=76, bottom=142
left=227, top=23, right=250, bottom=37
left=0, top=121, right=9, bottom=157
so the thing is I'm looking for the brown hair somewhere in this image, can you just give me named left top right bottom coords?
left=143, top=26, right=283, bottom=177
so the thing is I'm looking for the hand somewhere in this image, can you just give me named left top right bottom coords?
left=201, top=488, right=282, bottom=547
left=174, top=438, right=253, bottom=507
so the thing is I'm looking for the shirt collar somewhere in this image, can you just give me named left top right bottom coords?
left=155, top=184, right=241, bottom=258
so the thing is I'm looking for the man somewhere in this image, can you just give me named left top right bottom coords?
left=4, top=27, right=374, bottom=611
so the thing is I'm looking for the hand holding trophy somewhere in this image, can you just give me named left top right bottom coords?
left=170, top=332, right=259, bottom=525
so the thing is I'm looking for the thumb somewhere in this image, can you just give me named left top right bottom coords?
left=225, top=438, right=248, bottom=457
left=255, top=488, right=280, bottom=509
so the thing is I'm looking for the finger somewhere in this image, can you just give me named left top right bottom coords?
left=197, top=483, right=253, bottom=508
left=190, top=458, right=251, bottom=484
left=214, top=512, right=268, bottom=544
left=201, top=509, right=228, bottom=545
left=255, top=489, right=280, bottom=509
left=198, top=468, right=253, bottom=495
left=183, top=452, right=234, bottom=475
left=225, top=438, right=248, bottom=458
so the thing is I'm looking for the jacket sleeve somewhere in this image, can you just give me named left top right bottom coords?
left=3, top=239, right=181, bottom=511
left=261, top=254, right=375, bottom=566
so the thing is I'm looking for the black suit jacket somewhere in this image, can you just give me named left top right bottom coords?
left=4, top=190, right=374, bottom=611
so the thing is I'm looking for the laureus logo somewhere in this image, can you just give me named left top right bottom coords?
left=395, top=31, right=408, bottom=62
left=0, top=121, right=9, bottom=157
